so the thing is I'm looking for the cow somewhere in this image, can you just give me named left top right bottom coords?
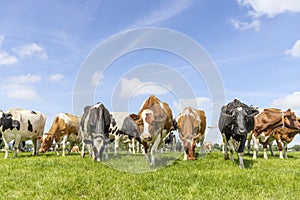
left=163, top=131, right=177, bottom=152
left=120, top=113, right=142, bottom=154
left=135, top=95, right=174, bottom=166
left=219, top=99, right=258, bottom=168
left=252, top=108, right=300, bottom=159
left=38, top=113, right=81, bottom=156
left=204, top=142, right=213, bottom=152
left=71, top=145, right=80, bottom=153
left=80, top=102, right=111, bottom=162
left=176, top=107, right=206, bottom=160
left=0, top=108, right=46, bottom=159
left=108, top=112, right=142, bottom=155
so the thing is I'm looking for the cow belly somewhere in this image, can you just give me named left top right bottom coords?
left=3, top=128, right=37, bottom=141
left=258, top=132, right=270, bottom=143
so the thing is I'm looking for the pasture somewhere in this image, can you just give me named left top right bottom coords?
left=0, top=150, right=299, bottom=200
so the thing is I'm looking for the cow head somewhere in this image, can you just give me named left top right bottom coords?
left=84, top=134, right=110, bottom=161
left=140, top=104, right=167, bottom=142
left=38, top=134, right=55, bottom=153
left=283, top=109, right=300, bottom=130
left=232, top=107, right=250, bottom=135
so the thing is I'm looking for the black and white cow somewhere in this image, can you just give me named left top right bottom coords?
left=120, top=114, right=142, bottom=153
left=218, top=99, right=258, bottom=168
left=80, top=102, right=111, bottom=162
left=0, top=108, right=46, bottom=159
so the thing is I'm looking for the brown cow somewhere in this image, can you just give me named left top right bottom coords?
left=252, top=108, right=300, bottom=159
left=261, top=126, right=300, bottom=159
left=38, top=113, right=81, bottom=156
left=176, top=107, right=206, bottom=160
left=136, top=95, right=173, bottom=166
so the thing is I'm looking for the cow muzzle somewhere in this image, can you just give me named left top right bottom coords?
left=140, top=133, right=152, bottom=142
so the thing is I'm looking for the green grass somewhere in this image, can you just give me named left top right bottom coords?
left=0, top=150, right=299, bottom=200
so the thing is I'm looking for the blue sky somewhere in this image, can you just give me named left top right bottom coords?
left=1, top=0, right=300, bottom=145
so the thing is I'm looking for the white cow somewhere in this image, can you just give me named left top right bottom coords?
left=0, top=108, right=46, bottom=159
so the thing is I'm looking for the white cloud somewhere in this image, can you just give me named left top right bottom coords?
left=173, top=97, right=212, bottom=114
left=230, top=19, right=260, bottom=31
left=120, top=78, right=169, bottom=98
left=6, top=74, right=41, bottom=84
left=271, top=92, right=300, bottom=113
left=134, top=0, right=193, bottom=27
left=2, top=74, right=41, bottom=101
left=48, top=74, right=63, bottom=82
left=0, top=51, right=18, bottom=66
left=285, top=40, right=300, bottom=58
left=238, top=0, right=300, bottom=18
left=91, top=71, right=104, bottom=87
left=12, top=43, right=48, bottom=60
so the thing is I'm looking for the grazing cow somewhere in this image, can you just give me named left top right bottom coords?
left=71, top=145, right=80, bottom=153
left=38, top=113, right=81, bottom=156
left=0, top=108, right=46, bottom=159
left=252, top=108, right=300, bottom=159
left=204, top=142, right=213, bottom=152
left=120, top=113, right=142, bottom=154
left=219, top=99, right=258, bottom=168
left=135, top=95, right=174, bottom=166
left=176, top=107, right=206, bottom=160
left=80, top=102, right=111, bottom=162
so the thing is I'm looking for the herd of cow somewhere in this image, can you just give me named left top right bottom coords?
left=0, top=95, right=299, bottom=168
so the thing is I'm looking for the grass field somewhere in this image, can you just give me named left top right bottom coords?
left=0, top=150, right=299, bottom=200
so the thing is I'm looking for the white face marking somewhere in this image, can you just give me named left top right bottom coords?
left=141, top=109, right=153, bottom=135
left=237, top=107, right=243, bottom=111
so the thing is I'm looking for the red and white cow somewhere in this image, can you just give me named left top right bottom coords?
left=176, top=107, right=206, bottom=160
left=0, top=108, right=46, bottom=159
left=38, top=113, right=81, bottom=156
left=252, top=108, right=300, bottom=159
left=135, top=95, right=174, bottom=166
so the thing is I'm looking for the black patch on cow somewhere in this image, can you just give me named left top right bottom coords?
left=12, top=120, right=20, bottom=130
left=31, top=111, right=37, bottom=115
left=28, top=120, right=33, bottom=132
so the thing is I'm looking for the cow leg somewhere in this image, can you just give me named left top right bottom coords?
left=252, top=134, right=259, bottom=160
left=2, top=137, right=10, bottom=159
left=81, top=142, right=85, bottom=158
left=228, top=137, right=235, bottom=163
left=263, top=142, right=268, bottom=159
left=269, top=143, right=274, bottom=156
left=246, top=131, right=253, bottom=154
left=114, top=135, right=120, bottom=156
left=283, top=143, right=288, bottom=159
left=222, top=133, right=229, bottom=160
left=275, top=139, right=283, bottom=159
left=13, top=137, right=22, bottom=158
left=132, top=138, right=136, bottom=154
left=150, top=134, right=163, bottom=166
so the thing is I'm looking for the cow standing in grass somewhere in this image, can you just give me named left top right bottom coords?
left=176, top=107, right=206, bottom=160
left=80, top=102, right=111, bottom=162
left=219, top=99, right=258, bottom=168
left=252, top=108, right=300, bottom=159
left=38, top=113, right=81, bottom=156
left=0, top=108, right=46, bottom=159
left=135, top=95, right=174, bottom=166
